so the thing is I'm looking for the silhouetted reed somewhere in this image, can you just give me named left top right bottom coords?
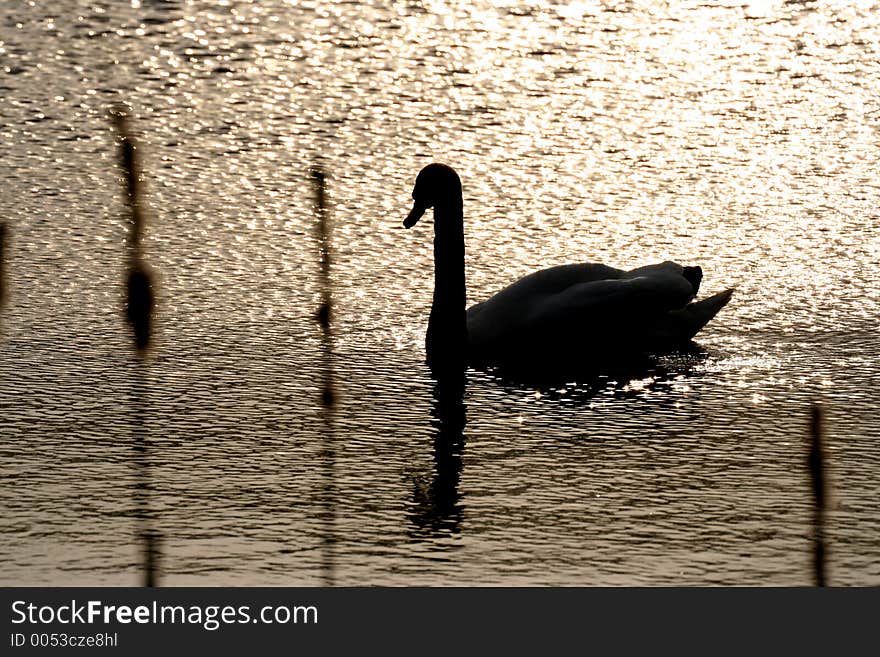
left=0, top=222, right=6, bottom=315
left=311, top=165, right=337, bottom=585
left=808, top=403, right=827, bottom=586
left=111, top=103, right=160, bottom=587
left=110, top=105, right=154, bottom=351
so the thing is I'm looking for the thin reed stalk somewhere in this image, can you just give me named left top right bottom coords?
left=311, top=165, right=337, bottom=585
left=111, top=104, right=159, bottom=587
left=808, top=403, right=827, bottom=586
left=0, top=222, right=6, bottom=315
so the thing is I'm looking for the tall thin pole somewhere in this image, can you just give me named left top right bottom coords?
left=111, top=104, right=159, bottom=587
left=0, top=222, right=7, bottom=317
left=312, top=166, right=336, bottom=585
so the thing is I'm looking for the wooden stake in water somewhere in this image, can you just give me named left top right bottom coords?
left=111, top=104, right=159, bottom=587
left=311, top=166, right=337, bottom=585
left=808, top=403, right=827, bottom=587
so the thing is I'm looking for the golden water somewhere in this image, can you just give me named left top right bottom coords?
left=1, top=0, right=878, bottom=584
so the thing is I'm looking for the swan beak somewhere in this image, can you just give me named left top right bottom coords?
left=404, top=202, right=426, bottom=228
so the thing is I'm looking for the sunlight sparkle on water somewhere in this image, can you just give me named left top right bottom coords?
left=0, top=0, right=878, bottom=586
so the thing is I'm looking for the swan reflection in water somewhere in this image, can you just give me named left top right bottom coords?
left=408, top=370, right=467, bottom=539
left=405, top=345, right=713, bottom=539
left=484, top=343, right=712, bottom=405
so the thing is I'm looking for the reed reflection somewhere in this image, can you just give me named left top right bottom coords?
left=808, top=403, right=828, bottom=586
left=130, top=364, right=160, bottom=587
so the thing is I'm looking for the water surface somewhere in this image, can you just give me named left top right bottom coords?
left=1, top=0, right=878, bottom=585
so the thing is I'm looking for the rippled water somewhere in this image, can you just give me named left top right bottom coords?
left=1, top=0, right=878, bottom=585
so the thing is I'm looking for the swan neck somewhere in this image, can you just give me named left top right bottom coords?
left=428, top=198, right=467, bottom=369
left=433, top=199, right=464, bottom=287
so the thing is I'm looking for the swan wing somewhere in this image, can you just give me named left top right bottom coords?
left=468, top=267, right=696, bottom=352
left=466, top=260, right=725, bottom=364
left=467, top=262, right=626, bottom=345
left=469, top=263, right=626, bottom=315
left=470, top=261, right=694, bottom=321
left=527, top=271, right=697, bottom=330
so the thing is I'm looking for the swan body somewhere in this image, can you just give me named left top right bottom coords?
left=404, top=163, right=733, bottom=373
left=467, top=261, right=733, bottom=365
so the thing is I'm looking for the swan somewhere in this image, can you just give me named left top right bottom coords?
left=403, top=163, right=733, bottom=374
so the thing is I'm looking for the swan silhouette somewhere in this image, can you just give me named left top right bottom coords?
left=404, top=163, right=733, bottom=374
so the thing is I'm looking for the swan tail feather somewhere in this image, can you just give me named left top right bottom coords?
left=671, top=288, right=734, bottom=340
left=644, top=288, right=734, bottom=347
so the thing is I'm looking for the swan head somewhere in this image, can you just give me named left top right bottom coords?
left=404, top=163, right=462, bottom=228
